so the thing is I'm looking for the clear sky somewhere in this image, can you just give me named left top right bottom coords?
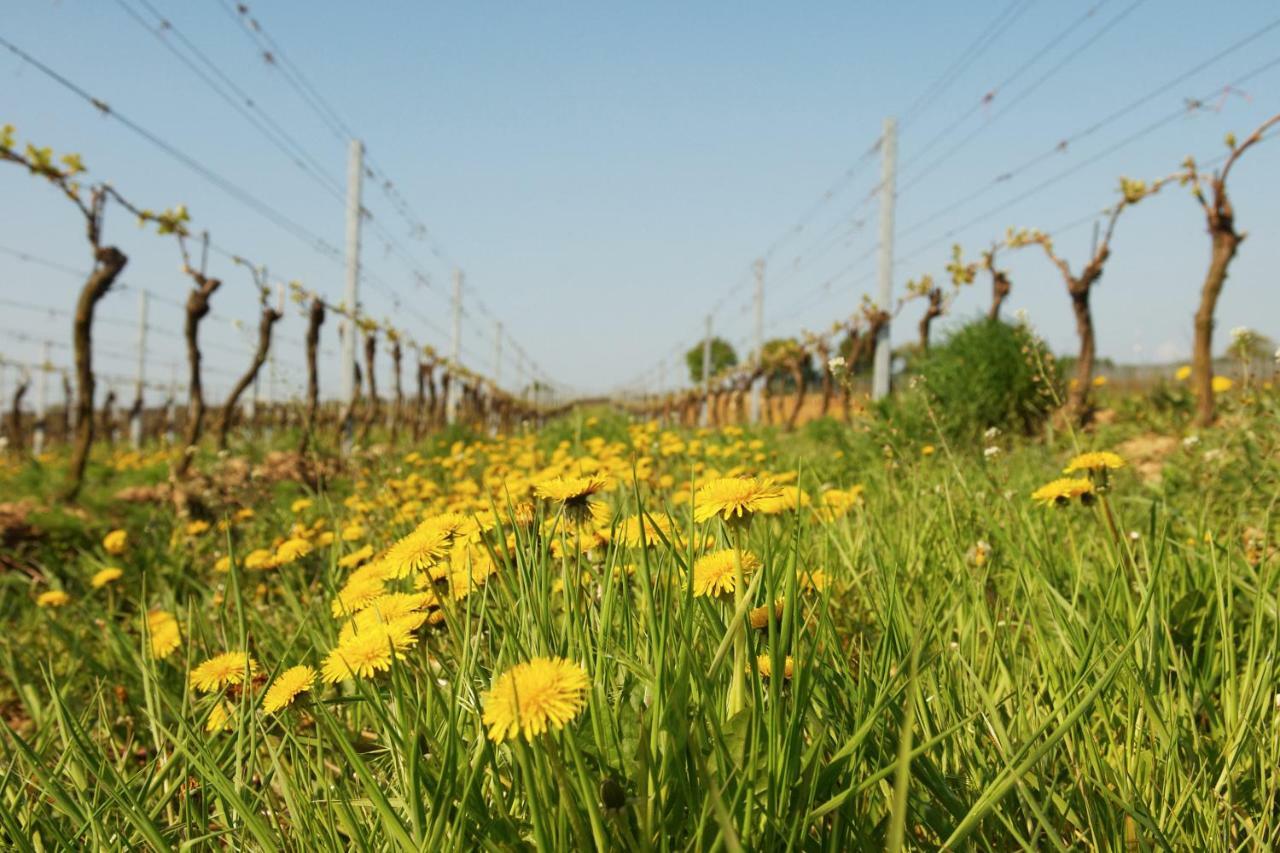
left=2, top=0, right=1278, bottom=403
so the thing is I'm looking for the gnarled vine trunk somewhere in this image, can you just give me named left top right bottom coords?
left=919, top=288, right=944, bottom=352
left=1191, top=210, right=1242, bottom=426
left=390, top=341, right=404, bottom=443
left=358, top=333, right=379, bottom=444
left=299, top=298, right=325, bottom=453
left=174, top=272, right=220, bottom=479
left=217, top=304, right=282, bottom=450
left=63, top=246, right=128, bottom=500
left=8, top=377, right=30, bottom=454
left=1067, top=284, right=1096, bottom=419
left=988, top=270, right=1011, bottom=321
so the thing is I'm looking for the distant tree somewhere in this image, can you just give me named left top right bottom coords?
left=685, top=338, right=738, bottom=384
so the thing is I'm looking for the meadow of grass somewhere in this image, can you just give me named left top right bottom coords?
left=0, top=381, right=1278, bottom=850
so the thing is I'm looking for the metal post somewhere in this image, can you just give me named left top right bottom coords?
left=448, top=269, right=462, bottom=424
left=341, top=139, right=364, bottom=443
left=750, top=258, right=765, bottom=423
left=34, top=341, right=49, bottom=455
left=129, top=290, right=148, bottom=448
left=873, top=117, right=897, bottom=400
left=700, top=314, right=713, bottom=427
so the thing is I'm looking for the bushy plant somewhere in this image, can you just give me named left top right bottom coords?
left=912, top=316, right=1060, bottom=442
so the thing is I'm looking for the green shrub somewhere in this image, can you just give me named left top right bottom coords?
left=912, top=316, right=1060, bottom=442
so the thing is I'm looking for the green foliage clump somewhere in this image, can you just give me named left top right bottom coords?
left=685, top=337, right=738, bottom=382
left=914, top=316, right=1060, bottom=442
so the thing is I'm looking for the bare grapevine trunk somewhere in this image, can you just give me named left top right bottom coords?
left=1067, top=286, right=1095, bottom=418
left=390, top=341, right=404, bottom=444
left=299, top=298, right=325, bottom=452
left=988, top=270, right=1011, bottom=321
left=358, top=333, right=379, bottom=444
left=63, top=247, right=128, bottom=500
left=413, top=359, right=427, bottom=441
left=337, top=360, right=362, bottom=443
left=217, top=304, right=282, bottom=450
left=174, top=272, right=220, bottom=479
left=101, top=389, right=117, bottom=448
left=59, top=374, right=72, bottom=444
left=919, top=288, right=943, bottom=352
left=1191, top=220, right=1242, bottom=427
left=437, top=372, right=451, bottom=427
left=817, top=342, right=833, bottom=418
left=424, top=362, right=438, bottom=432
left=8, top=377, right=30, bottom=455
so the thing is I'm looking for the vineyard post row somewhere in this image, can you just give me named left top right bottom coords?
left=610, top=112, right=1280, bottom=436
left=0, top=126, right=567, bottom=499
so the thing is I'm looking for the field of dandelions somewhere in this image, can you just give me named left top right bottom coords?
left=1, top=384, right=1279, bottom=851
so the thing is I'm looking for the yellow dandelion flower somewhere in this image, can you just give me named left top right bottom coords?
left=91, top=567, right=124, bottom=588
left=274, top=537, right=313, bottom=564
left=383, top=524, right=452, bottom=578
left=921, top=444, right=936, bottom=457
left=619, top=513, right=670, bottom=548
left=36, top=590, right=70, bottom=608
left=340, top=591, right=431, bottom=627
left=243, top=548, right=279, bottom=571
left=338, top=610, right=428, bottom=647
left=262, top=665, right=316, bottom=713
left=814, top=486, right=865, bottom=523
left=1030, top=477, right=1095, bottom=507
left=185, top=520, right=210, bottom=536
left=756, top=654, right=794, bottom=679
left=189, top=652, right=259, bottom=693
left=1212, top=375, right=1234, bottom=393
left=1175, top=364, right=1191, bottom=381
left=341, top=523, right=365, bottom=542
left=692, top=476, right=780, bottom=525
left=799, top=570, right=829, bottom=592
left=290, top=498, right=313, bottom=513
left=481, top=657, right=590, bottom=742
left=692, top=549, right=761, bottom=598
left=321, top=622, right=416, bottom=683
left=233, top=507, right=256, bottom=522
left=755, top=485, right=810, bottom=515
left=330, top=573, right=387, bottom=618
left=512, top=501, right=536, bottom=527
left=146, top=610, right=182, bottom=659
left=205, top=701, right=234, bottom=734
left=535, top=475, right=611, bottom=525
left=103, top=529, right=128, bottom=555
left=338, top=543, right=375, bottom=569
left=1062, top=451, right=1125, bottom=474
left=749, top=598, right=785, bottom=630
left=214, top=555, right=232, bottom=572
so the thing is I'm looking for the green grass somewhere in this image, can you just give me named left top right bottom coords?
left=0, top=388, right=1277, bottom=850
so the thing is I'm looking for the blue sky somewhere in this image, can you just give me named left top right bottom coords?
left=2, top=0, right=1279, bottom=402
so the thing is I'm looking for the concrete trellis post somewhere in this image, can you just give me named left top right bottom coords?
left=873, top=117, right=897, bottom=401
